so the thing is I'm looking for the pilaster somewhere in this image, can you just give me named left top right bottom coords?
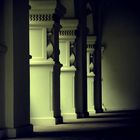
left=59, top=19, right=78, bottom=120
left=4, top=0, right=33, bottom=138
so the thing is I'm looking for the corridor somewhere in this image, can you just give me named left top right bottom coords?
left=8, top=111, right=140, bottom=140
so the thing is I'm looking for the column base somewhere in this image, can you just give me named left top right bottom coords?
left=6, top=124, right=33, bottom=138
left=31, top=116, right=63, bottom=126
left=0, top=129, right=6, bottom=139
left=62, top=113, right=77, bottom=121
left=77, top=112, right=89, bottom=118
left=88, top=110, right=96, bottom=116
left=31, top=117, right=56, bottom=126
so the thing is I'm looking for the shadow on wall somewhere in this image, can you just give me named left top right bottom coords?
left=101, top=0, right=140, bottom=111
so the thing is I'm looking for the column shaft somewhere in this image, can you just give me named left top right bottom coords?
left=92, top=0, right=103, bottom=113
left=75, top=0, right=88, bottom=118
left=51, top=3, right=66, bottom=123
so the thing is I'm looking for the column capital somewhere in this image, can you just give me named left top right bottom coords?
left=29, top=0, right=56, bottom=26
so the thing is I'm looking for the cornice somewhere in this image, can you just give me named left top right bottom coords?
left=29, top=0, right=56, bottom=23
left=59, top=19, right=78, bottom=39
left=87, top=35, right=96, bottom=49
left=29, top=0, right=56, bottom=11
left=60, top=19, right=78, bottom=29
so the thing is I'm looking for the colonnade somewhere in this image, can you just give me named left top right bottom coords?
left=29, top=0, right=99, bottom=127
left=0, top=0, right=103, bottom=138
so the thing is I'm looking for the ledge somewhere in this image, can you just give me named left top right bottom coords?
left=29, top=0, right=56, bottom=11
left=29, top=20, right=54, bottom=27
left=61, top=66, right=76, bottom=72
left=59, top=35, right=76, bottom=41
left=87, top=48, right=95, bottom=52
left=30, top=59, right=54, bottom=66
left=60, top=19, right=78, bottom=28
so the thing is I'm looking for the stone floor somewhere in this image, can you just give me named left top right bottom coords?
left=7, top=111, right=140, bottom=140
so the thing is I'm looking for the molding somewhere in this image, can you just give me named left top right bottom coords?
left=30, top=59, right=54, bottom=66
left=59, top=30, right=75, bottom=36
left=29, top=0, right=56, bottom=11
left=6, top=124, right=33, bottom=138
left=30, top=13, right=52, bottom=22
left=61, top=66, right=76, bottom=72
left=88, top=110, right=96, bottom=116
left=60, top=19, right=78, bottom=28
left=62, top=113, right=77, bottom=121
left=31, top=117, right=56, bottom=126
left=87, top=47, right=95, bottom=52
left=29, top=0, right=56, bottom=25
left=29, top=20, right=54, bottom=27
left=59, top=19, right=78, bottom=39
left=87, top=35, right=96, bottom=49
left=87, top=35, right=96, bottom=42
left=59, top=34, right=76, bottom=40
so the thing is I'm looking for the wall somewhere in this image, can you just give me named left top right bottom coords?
left=0, top=0, right=5, bottom=129
left=61, top=0, right=75, bottom=17
left=102, top=0, right=140, bottom=110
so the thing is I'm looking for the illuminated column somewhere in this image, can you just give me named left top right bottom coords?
left=59, top=19, right=78, bottom=120
left=29, top=0, right=60, bottom=126
left=87, top=36, right=96, bottom=115
left=29, top=0, right=66, bottom=126
left=4, top=0, right=33, bottom=138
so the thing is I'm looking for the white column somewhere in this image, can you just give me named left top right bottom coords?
left=29, top=0, right=57, bottom=126
left=59, top=19, right=78, bottom=120
left=87, top=36, right=96, bottom=115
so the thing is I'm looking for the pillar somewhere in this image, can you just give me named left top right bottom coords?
left=51, top=2, right=66, bottom=123
left=92, top=0, right=103, bottom=113
left=87, top=36, right=96, bottom=115
left=59, top=19, right=78, bottom=120
left=75, top=0, right=89, bottom=118
left=29, top=0, right=66, bottom=126
left=29, top=0, right=59, bottom=126
left=4, top=0, right=33, bottom=138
